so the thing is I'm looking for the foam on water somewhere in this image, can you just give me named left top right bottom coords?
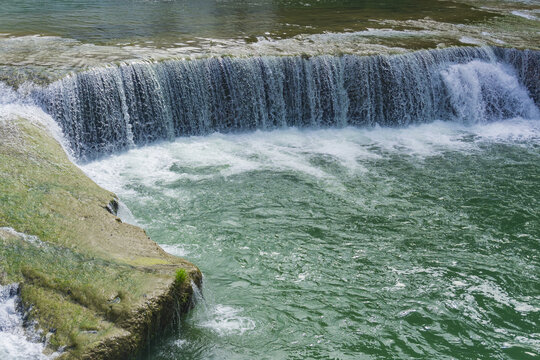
left=198, top=305, right=256, bottom=336
left=0, top=82, right=19, bottom=105
left=0, top=284, right=50, bottom=360
left=511, top=10, right=539, bottom=21
left=188, top=281, right=255, bottom=338
left=81, top=118, right=540, bottom=201
left=159, top=243, right=189, bottom=258
left=459, top=36, right=485, bottom=45
left=36, top=48, right=539, bottom=160
left=470, top=117, right=540, bottom=141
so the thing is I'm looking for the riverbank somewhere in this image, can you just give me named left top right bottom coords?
left=0, top=116, right=201, bottom=359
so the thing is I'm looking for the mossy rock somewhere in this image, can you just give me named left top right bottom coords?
left=0, top=117, right=202, bottom=359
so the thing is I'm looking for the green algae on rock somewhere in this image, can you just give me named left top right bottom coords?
left=0, top=117, right=201, bottom=359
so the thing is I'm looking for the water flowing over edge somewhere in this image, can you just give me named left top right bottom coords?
left=27, top=46, right=539, bottom=161
left=0, top=229, right=63, bottom=360
left=0, top=284, right=53, bottom=360
left=1, top=45, right=539, bottom=359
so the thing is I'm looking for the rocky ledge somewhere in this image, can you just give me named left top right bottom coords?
left=0, top=117, right=201, bottom=359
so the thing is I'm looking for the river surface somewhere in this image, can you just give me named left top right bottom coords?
left=1, top=0, right=539, bottom=85
left=0, top=0, right=539, bottom=359
left=81, top=119, right=540, bottom=360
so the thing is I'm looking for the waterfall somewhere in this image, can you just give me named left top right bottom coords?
left=441, top=60, right=539, bottom=123
left=33, top=47, right=539, bottom=161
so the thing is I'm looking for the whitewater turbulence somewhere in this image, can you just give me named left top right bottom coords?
left=33, top=46, right=539, bottom=160
left=0, top=284, right=50, bottom=360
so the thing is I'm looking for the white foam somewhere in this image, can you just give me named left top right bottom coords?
left=310, top=28, right=435, bottom=39
left=79, top=119, right=540, bottom=269
left=441, top=61, right=540, bottom=123
left=199, top=305, right=256, bottom=336
left=81, top=118, right=540, bottom=200
left=0, top=284, right=51, bottom=360
left=0, top=83, right=74, bottom=161
left=172, top=339, right=188, bottom=348
left=469, top=117, right=540, bottom=142
left=160, top=243, right=189, bottom=257
left=511, top=10, right=538, bottom=21
left=459, top=36, right=484, bottom=45
left=186, top=281, right=255, bottom=337
left=469, top=280, right=539, bottom=313
left=0, top=82, right=19, bottom=105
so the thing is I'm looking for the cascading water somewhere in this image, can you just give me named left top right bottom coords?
left=441, top=60, right=539, bottom=123
left=0, top=284, right=51, bottom=360
left=1, top=0, right=539, bottom=357
left=2, top=44, right=539, bottom=359
left=33, top=46, right=539, bottom=161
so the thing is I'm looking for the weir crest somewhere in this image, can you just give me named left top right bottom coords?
left=33, top=47, right=539, bottom=160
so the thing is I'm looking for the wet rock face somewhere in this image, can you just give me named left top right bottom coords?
left=82, top=272, right=202, bottom=360
left=105, top=199, right=119, bottom=216
left=0, top=118, right=201, bottom=359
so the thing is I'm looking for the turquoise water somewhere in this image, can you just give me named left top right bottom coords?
left=82, top=120, right=540, bottom=359
left=0, top=0, right=539, bottom=358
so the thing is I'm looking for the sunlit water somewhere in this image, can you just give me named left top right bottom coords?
left=81, top=119, right=540, bottom=359
left=1, top=0, right=538, bottom=85
left=1, top=0, right=539, bottom=358
left=0, top=283, right=50, bottom=360
left=0, top=0, right=498, bottom=44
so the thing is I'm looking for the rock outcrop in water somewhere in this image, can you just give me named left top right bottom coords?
left=35, top=46, right=539, bottom=161
left=0, top=117, right=201, bottom=359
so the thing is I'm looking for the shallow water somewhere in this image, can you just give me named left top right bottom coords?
left=0, top=0, right=494, bottom=45
left=82, top=119, right=540, bottom=359
left=1, top=0, right=538, bottom=85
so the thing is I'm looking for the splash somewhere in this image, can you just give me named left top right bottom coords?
left=0, top=284, right=51, bottom=360
left=34, top=47, right=539, bottom=161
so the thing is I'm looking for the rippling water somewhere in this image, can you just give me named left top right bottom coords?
left=1, top=0, right=538, bottom=85
left=1, top=0, right=539, bottom=358
left=0, top=0, right=494, bottom=44
left=82, top=120, right=540, bottom=359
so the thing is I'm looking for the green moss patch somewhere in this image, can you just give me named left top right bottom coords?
left=0, top=118, right=201, bottom=359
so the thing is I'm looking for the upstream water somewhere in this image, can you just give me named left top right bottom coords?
left=1, top=0, right=539, bottom=85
